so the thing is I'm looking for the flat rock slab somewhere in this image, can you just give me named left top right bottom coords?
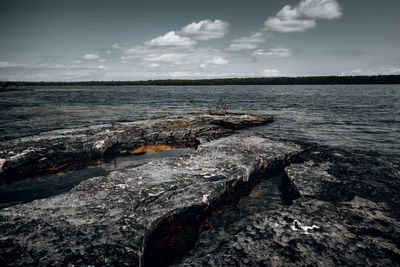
left=0, top=134, right=301, bottom=266
left=0, top=113, right=273, bottom=182
left=178, top=145, right=400, bottom=266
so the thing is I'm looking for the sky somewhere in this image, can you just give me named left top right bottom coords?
left=0, top=0, right=399, bottom=81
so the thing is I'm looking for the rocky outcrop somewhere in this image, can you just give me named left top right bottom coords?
left=1, top=114, right=400, bottom=266
left=0, top=113, right=273, bottom=183
left=0, top=134, right=300, bottom=266
left=178, top=145, right=400, bottom=266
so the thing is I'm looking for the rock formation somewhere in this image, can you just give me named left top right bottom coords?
left=0, top=113, right=273, bottom=183
left=1, top=113, right=399, bottom=266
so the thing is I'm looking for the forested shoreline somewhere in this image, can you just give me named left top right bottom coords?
left=1, top=75, right=400, bottom=87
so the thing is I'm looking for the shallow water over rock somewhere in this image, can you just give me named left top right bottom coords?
left=0, top=134, right=301, bottom=266
left=200, top=174, right=285, bottom=233
left=0, top=148, right=193, bottom=209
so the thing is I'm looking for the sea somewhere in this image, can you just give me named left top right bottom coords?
left=1, top=84, right=399, bottom=163
left=0, top=84, right=399, bottom=207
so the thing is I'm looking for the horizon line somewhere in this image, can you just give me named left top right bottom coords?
left=1, top=74, right=400, bottom=85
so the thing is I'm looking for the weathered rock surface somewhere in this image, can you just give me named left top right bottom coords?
left=2, top=112, right=399, bottom=266
left=178, top=145, right=400, bottom=266
left=0, top=134, right=300, bottom=266
left=0, top=113, right=273, bottom=183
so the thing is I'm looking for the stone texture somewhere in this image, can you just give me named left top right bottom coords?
left=177, top=145, right=400, bottom=266
left=0, top=134, right=300, bottom=266
left=0, top=113, right=273, bottom=183
left=2, top=114, right=400, bottom=266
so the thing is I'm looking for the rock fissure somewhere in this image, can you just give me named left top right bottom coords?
left=143, top=158, right=300, bottom=266
left=177, top=143, right=400, bottom=266
left=1, top=114, right=400, bottom=266
left=0, top=133, right=302, bottom=266
left=0, top=113, right=273, bottom=184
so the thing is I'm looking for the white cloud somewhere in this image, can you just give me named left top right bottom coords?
left=0, top=61, right=11, bottom=68
left=262, top=68, right=282, bottom=77
left=227, top=32, right=265, bottom=51
left=82, top=53, right=100, bottom=60
left=144, top=31, right=196, bottom=48
left=208, top=56, right=228, bottom=65
left=0, top=61, right=25, bottom=68
left=143, top=63, right=161, bottom=68
left=341, top=66, right=400, bottom=76
left=97, top=65, right=107, bottom=69
left=253, top=48, right=293, bottom=57
left=200, top=56, right=229, bottom=69
left=264, top=0, right=342, bottom=32
left=98, top=59, right=107, bottom=63
left=341, top=69, right=365, bottom=76
left=384, top=67, right=400, bottom=75
left=264, top=17, right=316, bottom=32
left=298, top=0, right=342, bottom=19
left=180, top=19, right=229, bottom=41
left=72, top=60, right=82, bottom=64
left=144, top=53, right=188, bottom=64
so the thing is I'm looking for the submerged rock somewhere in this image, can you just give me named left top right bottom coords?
left=178, top=145, right=400, bottom=266
left=0, top=134, right=300, bottom=266
left=0, top=113, right=273, bottom=183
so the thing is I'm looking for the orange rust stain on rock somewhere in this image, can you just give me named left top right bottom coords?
left=46, top=163, right=69, bottom=172
left=168, top=121, right=196, bottom=129
left=130, top=144, right=176, bottom=155
left=208, top=109, right=228, bottom=115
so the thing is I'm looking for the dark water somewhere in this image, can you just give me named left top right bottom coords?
left=1, top=85, right=399, bottom=163
left=0, top=148, right=192, bottom=208
left=200, top=174, right=284, bottom=233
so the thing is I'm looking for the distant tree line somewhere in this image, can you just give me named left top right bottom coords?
left=1, top=75, right=400, bottom=87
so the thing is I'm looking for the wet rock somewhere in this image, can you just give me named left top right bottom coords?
left=0, top=134, right=300, bottom=266
left=178, top=145, right=400, bottom=266
left=0, top=113, right=273, bottom=183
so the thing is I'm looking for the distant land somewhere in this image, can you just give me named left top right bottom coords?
left=1, top=75, right=400, bottom=87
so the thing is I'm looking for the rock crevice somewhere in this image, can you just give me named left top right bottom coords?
left=0, top=133, right=301, bottom=266
left=0, top=113, right=273, bottom=183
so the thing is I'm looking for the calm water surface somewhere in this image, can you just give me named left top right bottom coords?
left=1, top=85, right=399, bottom=163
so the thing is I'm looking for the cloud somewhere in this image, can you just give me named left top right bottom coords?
left=264, top=0, right=342, bottom=32
left=144, top=53, right=188, bottom=64
left=264, top=17, right=316, bottom=32
left=227, top=32, right=265, bottom=51
left=0, top=61, right=11, bottom=68
left=111, top=43, right=121, bottom=49
left=341, top=66, right=400, bottom=76
left=82, top=53, right=100, bottom=60
left=97, top=65, right=107, bottom=69
left=180, top=19, right=229, bottom=41
left=341, top=69, right=365, bottom=76
left=200, top=56, right=229, bottom=69
left=297, top=0, right=342, bottom=19
left=253, top=48, right=293, bottom=58
left=383, top=67, right=400, bottom=75
left=72, top=60, right=82, bottom=64
left=143, top=63, right=161, bottom=68
left=208, top=56, right=228, bottom=65
left=144, top=31, right=196, bottom=48
left=98, top=58, right=107, bottom=63
left=0, top=61, right=25, bottom=68
left=262, top=68, right=282, bottom=77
